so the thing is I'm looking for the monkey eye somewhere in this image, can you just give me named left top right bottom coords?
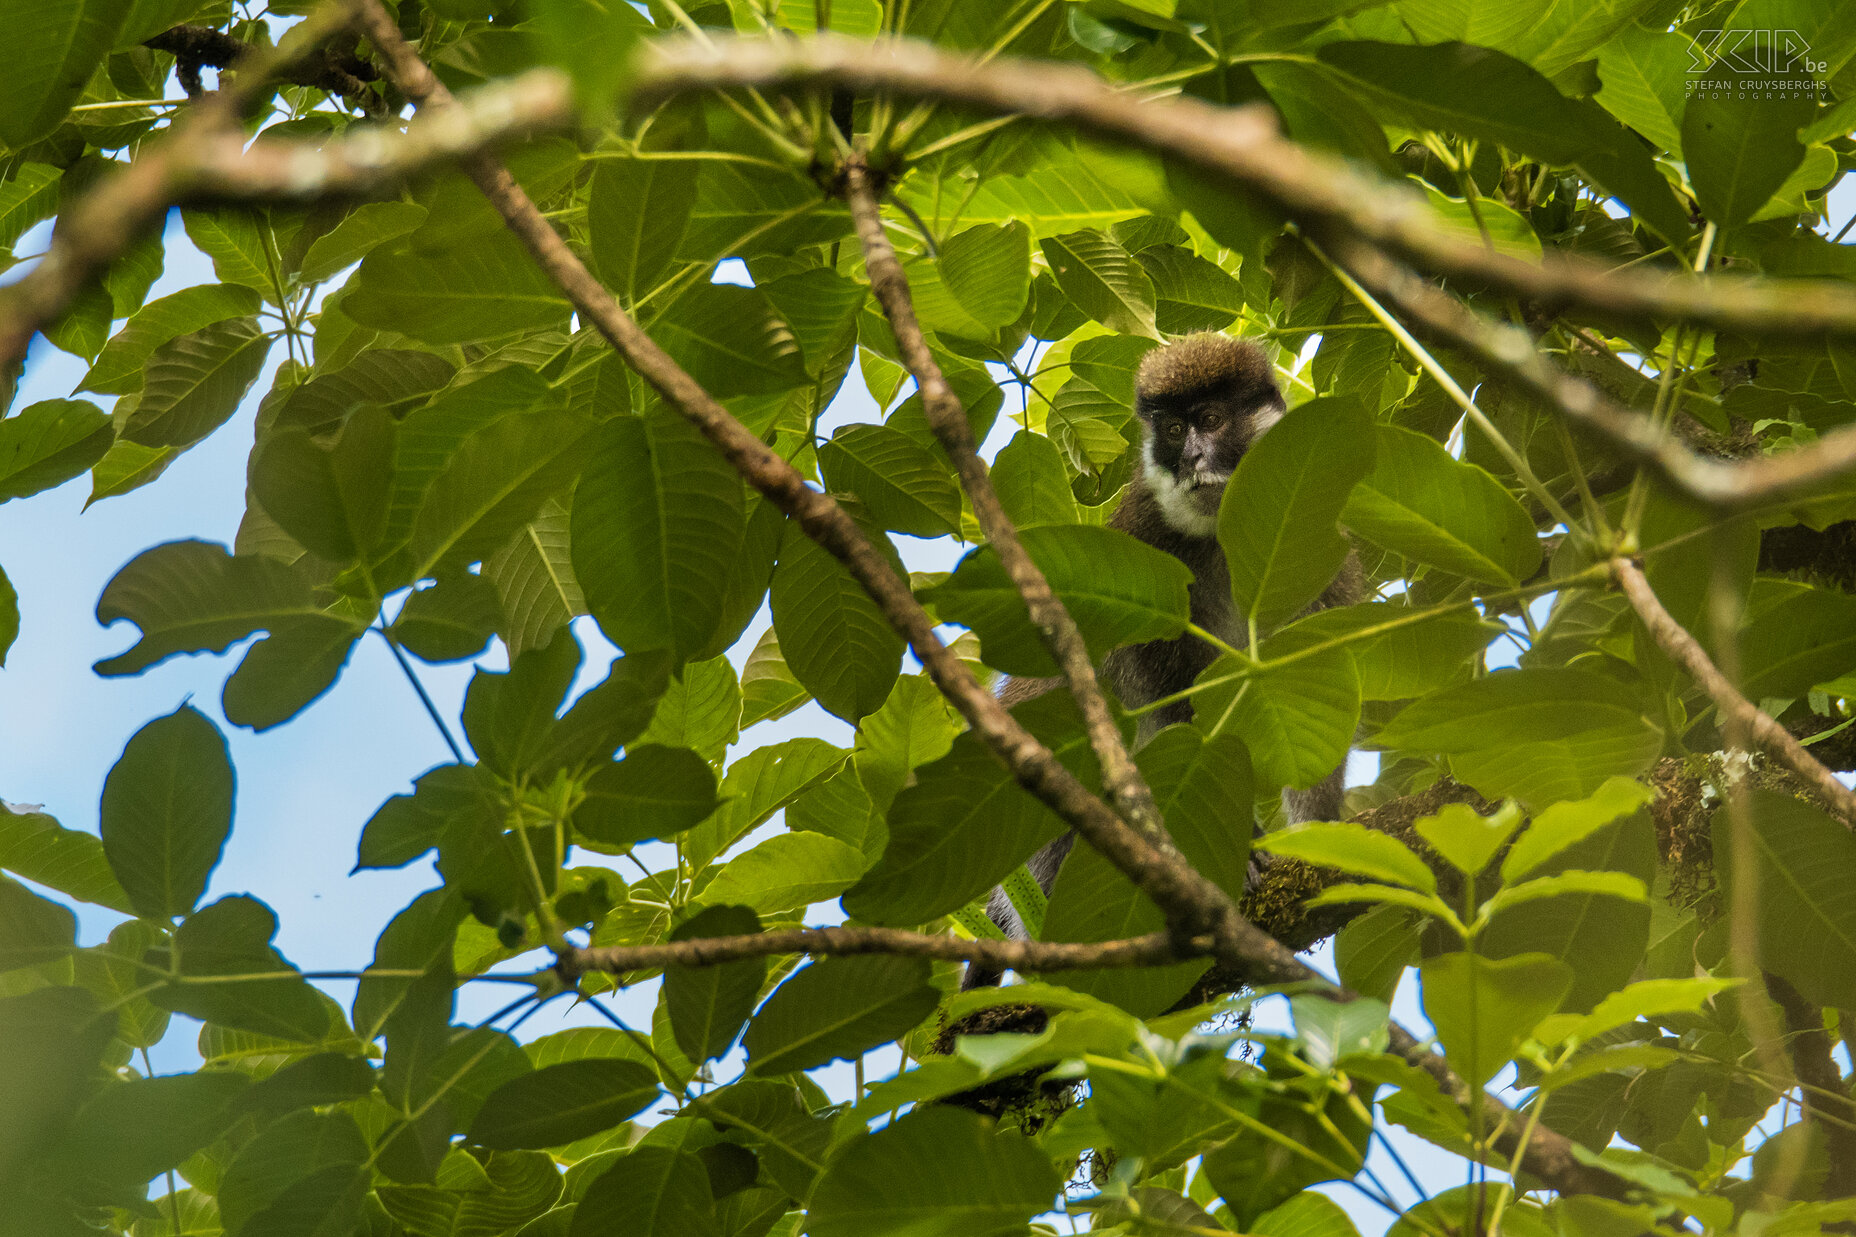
left=1163, top=419, right=1186, bottom=439
left=1201, top=413, right=1224, bottom=431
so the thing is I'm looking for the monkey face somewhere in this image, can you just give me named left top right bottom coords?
left=1131, top=333, right=1285, bottom=537
left=1137, top=390, right=1284, bottom=535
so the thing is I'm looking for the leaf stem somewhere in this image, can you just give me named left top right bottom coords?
left=374, top=625, right=466, bottom=763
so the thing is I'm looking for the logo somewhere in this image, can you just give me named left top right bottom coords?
left=1687, top=28, right=1825, bottom=99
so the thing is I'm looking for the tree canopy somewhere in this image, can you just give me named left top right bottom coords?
left=7, top=1, right=1856, bottom=1235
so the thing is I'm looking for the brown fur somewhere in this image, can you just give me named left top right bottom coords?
left=1134, top=333, right=1278, bottom=412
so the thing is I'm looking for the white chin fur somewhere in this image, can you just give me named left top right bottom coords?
left=1142, top=444, right=1222, bottom=537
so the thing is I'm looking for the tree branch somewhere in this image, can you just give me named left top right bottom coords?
left=0, top=4, right=360, bottom=371
left=177, top=70, right=571, bottom=201
left=1767, top=971, right=1856, bottom=1199
left=1328, top=240, right=1856, bottom=511
left=628, top=35, right=1856, bottom=342
left=843, top=159, right=1172, bottom=862
left=347, top=3, right=1630, bottom=1198
left=558, top=926, right=1187, bottom=977
left=1612, top=556, right=1856, bottom=826
left=144, top=22, right=382, bottom=103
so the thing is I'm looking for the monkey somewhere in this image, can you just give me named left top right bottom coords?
left=965, top=333, right=1364, bottom=986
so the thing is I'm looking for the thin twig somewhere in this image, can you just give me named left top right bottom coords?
left=845, top=159, right=1174, bottom=861
left=375, top=626, right=466, bottom=763
left=1611, top=557, right=1856, bottom=826
left=559, top=925, right=1185, bottom=975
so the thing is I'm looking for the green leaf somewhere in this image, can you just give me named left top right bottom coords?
left=1420, top=951, right=1573, bottom=1089
left=941, top=221, right=1033, bottom=330
left=1342, top=426, right=1541, bottom=585
left=181, top=207, right=272, bottom=295
left=152, top=895, right=336, bottom=1042
left=1252, top=1193, right=1363, bottom=1237
left=1534, top=976, right=1740, bottom=1049
left=650, top=282, right=810, bottom=398
left=571, top=1147, right=715, bottom=1237
left=377, top=1148, right=560, bottom=1235
left=0, top=801, right=132, bottom=913
left=221, top=614, right=367, bottom=732
left=485, top=498, right=585, bottom=660
left=468, top=1059, right=662, bottom=1149
left=1683, top=90, right=1812, bottom=233
left=121, top=317, right=272, bottom=449
left=739, top=627, right=809, bottom=730
left=770, top=508, right=905, bottom=722
left=1220, top=397, right=1374, bottom=631
left=1317, top=40, right=1688, bottom=243
left=809, top=1105, right=1061, bottom=1237
left=1257, top=823, right=1437, bottom=892
left=1292, top=993, right=1390, bottom=1070
left=1415, top=802, right=1523, bottom=878
left=100, top=704, right=234, bottom=920
left=991, top=430, right=1080, bottom=529
left=818, top=423, right=961, bottom=538
left=1478, top=804, right=1655, bottom=1012
left=1278, top=601, right=1499, bottom=701
left=634, top=656, right=742, bottom=764
left=1502, top=776, right=1656, bottom=882
left=844, top=693, right=1094, bottom=925
left=409, top=406, right=594, bottom=580
left=698, top=831, right=866, bottom=915
left=1714, top=790, right=1856, bottom=1010
left=0, top=0, right=132, bottom=146
left=1374, top=668, right=1663, bottom=807
left=251, top=406, right=397, bottom=565
left=1481, top=870, right=1647, bottom=917
left=1203, top=628, right=1360, bottom=792
left=353, top=888, right=463, bottom=1042
left=81, top=283, right=260, bottom=396
left=217, top=1109, right=368, bottom=1234
left=0, top=874, right=76, bottom=972
left=1335, top=905, right=1423, bottom=1006
left=55, top=1071, right=249, bottom=1186
left=926, top=524, right=1193, bottom=678
left=682, top=736, right=845, bottom=872
left=590, top=155, right=697, bottom=303
left=389, top=572, right=499, bottom=664
left=0, top=399, right=113, bottom=502
left=238, top=1052, right=376, bottom=1116
left=760, top=267, right=867, bottom=376
left=1140, top=244, right=1247, bottom=334
left=1735, top=579, right=1856, bottom=703
left=1594, top=24, right=1688, bottom=155
left=572, top=410, right=747, bottom=663
left=93, top=538, right=353, bottom=686
left=1039, top=230, right=1160, bottom=338
left=664, top=905, right=766, bottom=1065
left=0, top=565, right=13, bottom=667
left=298, top=201, right=428, bottom=284
left=576, top=745, right=720, bottom=848
left=0, top=163, right=61, bottom=251
left=348, top=230, right=572, bottom=344
left=744, top=954, right=939, bottom=1076
left=0, top=986, right=119, bottom=1180
left=86, top=438, right=180, bottom=506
